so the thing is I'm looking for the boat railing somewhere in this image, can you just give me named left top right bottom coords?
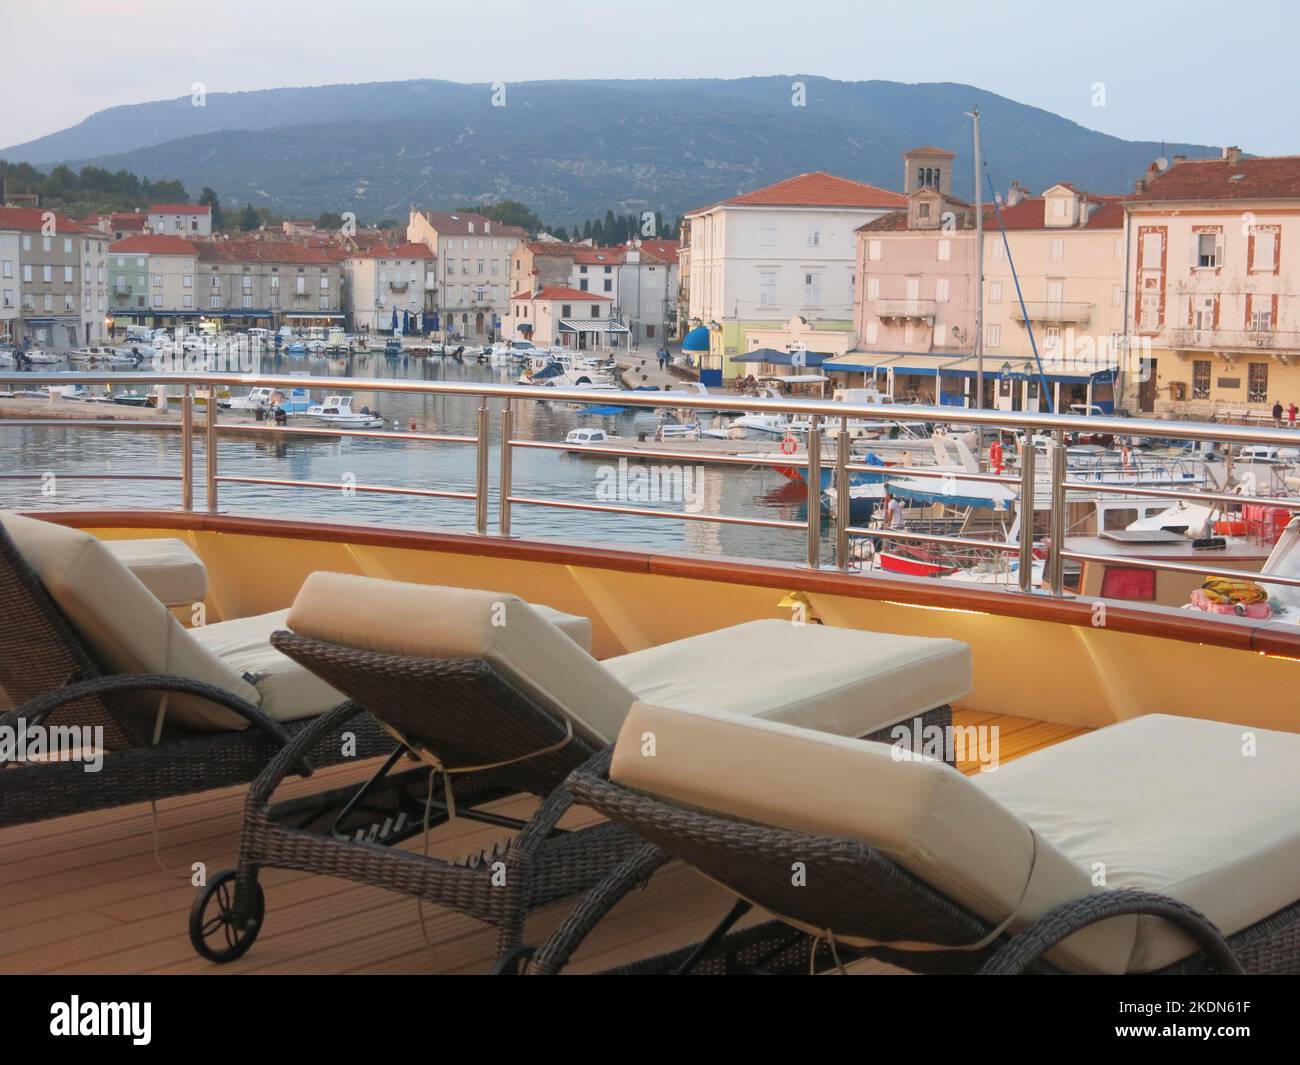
left=4, top=369, right=1300, bottom=600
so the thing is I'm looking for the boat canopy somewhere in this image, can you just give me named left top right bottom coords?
left=888, top=476, right=1017, bottom=511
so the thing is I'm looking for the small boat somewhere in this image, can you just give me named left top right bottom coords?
left=20, top=348, right=61, bottom=364
left=229, top=387, right=277, bottom=412
left=655, top=422, right=701, bottom=442
left=111, top=391, right=155, bottom=408
left=304, top=395, right=385, bottom=429
left=285, top=341, right=308, bottom=355
left=563, top=427, right=616, bottom=452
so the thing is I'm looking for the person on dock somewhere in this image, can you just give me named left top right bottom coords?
left=1273, top=400, right=1284, bottom=428
left=1288, top=402, right=1298, bottom=429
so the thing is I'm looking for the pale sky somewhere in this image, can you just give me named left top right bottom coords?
left=3, top=0, right=1296, bottom=154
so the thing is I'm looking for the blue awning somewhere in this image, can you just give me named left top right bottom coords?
left=681, top=326, right=710, bottom=353
left=730, top=347, right=831, bottom=367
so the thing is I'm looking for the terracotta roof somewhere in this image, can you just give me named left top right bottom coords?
left=511, top=286, right=612, bottom=302
left=718, top=171, right=906, bottom=210
left=109, top=235, right=198, bottom=255
left=857, top=191, right=1124, bottom=233
left=0, top=206, right=100, bottom=235
left=416, top=211, right=527, bottom=237
left=1128, top=155, right=1300, bottom=202
left=347, top=241, right=436, bottom=261
left=149, top=203, right=211, bottom=215
left=634, top=239, right=680, bottom=264
left=905, top=146, right=956, bottom=157
left=196, top=240, right=338, bottom=265
left=109, top=213, right=148, bottom=230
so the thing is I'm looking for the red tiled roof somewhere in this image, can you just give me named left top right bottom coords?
left=109, top=235, right=198, bottom=254
left=0, top=206, right=100, bottom=235
left=415, top=211, right=527, bottom=237
left=196, top=240, right=337, bottom=265
left=150, top=203, right=211, bottom=215
left=1129, top=155, right=1300, bottom=202
left=719, top=171, right=906, bottom=210
left=906, top=146, right=956, bottom=157
left=347, top=241, right=436, bottom=261
left=635, top=239, right=679, bottom=263
left=857, top=191, right=1124, bottom=233
left=512, top=286, right=612, bottom=302
left=110, top=213, right=148, bottom=230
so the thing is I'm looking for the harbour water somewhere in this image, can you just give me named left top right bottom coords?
left=0, top=353, right=819, bottom=561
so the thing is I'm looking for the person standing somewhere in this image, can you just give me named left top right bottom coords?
left=1273, top=399, right=1284, bottom=428
left=1288, top=402, right=1298, bottom=429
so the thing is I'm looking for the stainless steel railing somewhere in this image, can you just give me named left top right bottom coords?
left=4, top=369, right=1300, bottom=598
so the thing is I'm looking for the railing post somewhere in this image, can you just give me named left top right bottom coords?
left=475, top=396, right=490, bottom=534
left=498, top=399, right=513, bottom=537
left=204, top=386, right=218, bottom=513
left=835, top=418, right=850, bottom=570
left=806, top=416, right=821, bottom=569
left=1017, top=431, right=1035, bottom=594
left=1048, top=430, right=1067, bottom=595
left=180, top=386, right=193, bottom=512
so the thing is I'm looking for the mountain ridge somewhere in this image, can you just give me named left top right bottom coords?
left=2, top=76, right=1221, bottom=223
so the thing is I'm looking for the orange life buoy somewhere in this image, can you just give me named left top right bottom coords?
left=989, top=440, right=1004, bottom=474
left=780, top=435, right=798, bottom=455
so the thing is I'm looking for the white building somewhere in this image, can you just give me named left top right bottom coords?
left=616, top=239, right=679, bottom=346
left=406, top=210, right=525, bottom=338
left=344, top=242, right=438, bottom=333
left=505, top=286, right=626, bottom=349
left=148, top=203, right=213, bottom=238
left=0, top=226, right=18, bottom=342
left=682, top=171, right=905, bottom=381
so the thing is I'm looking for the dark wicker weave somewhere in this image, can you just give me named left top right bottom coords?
left=0, top=519, right=391, bottom=827
left=199, top=632, right=647, bottom=963
left=522, top=759, right=1300, bottom=975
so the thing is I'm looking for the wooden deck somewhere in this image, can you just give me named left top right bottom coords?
left=0, top=712, right=1086, bottom=975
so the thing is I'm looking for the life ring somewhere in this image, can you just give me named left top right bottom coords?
left=780, top=435, right=799, bottom=455
left=989, top=440, right=1004, bottom=474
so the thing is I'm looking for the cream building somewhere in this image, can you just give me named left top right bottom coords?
left=407, top=210, right=525, bottom=338
left=682, top=171, right=905, bottom=384
left=344, top=242, right=437, bottom=333
left=1124, top=149, right=1300, bottom=420
left=108, top=235, right=197, bottom=326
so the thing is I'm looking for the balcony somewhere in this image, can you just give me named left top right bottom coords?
left=1010, top=301, right=1093, bottom=326
left=388, top=279, right=410, bottom=291
left=877, top=299, right=937, bottom=322
left=113, top=288, right=132, bottom=299
left=1169, top=327, right=1300, bottom=352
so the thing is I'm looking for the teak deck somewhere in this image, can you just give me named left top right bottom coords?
left=0, top=712, right=1086, bottom=975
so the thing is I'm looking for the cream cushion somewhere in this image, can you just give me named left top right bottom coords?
left=287, top=572, right=629, bottom=742
left=604, top=620, right=970, bottom=737
left=610, top=700, right=1136, bottom=974
left=1, top=512, right=258, bottom=730
left=190, top=610, right=344, bottom=723
left=974, top=713, right=1300, bottom=972
left=103, top=537, right=208, bottom=607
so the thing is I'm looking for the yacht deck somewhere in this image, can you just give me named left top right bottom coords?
left=0, top=711, right=1085, bottom=975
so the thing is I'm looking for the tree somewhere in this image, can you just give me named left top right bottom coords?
left=199, top=187, right=224, bottom=229
left=317, top=211, right=344, bottom=230
left=457, top=199, right=542, bottom=234
left=239, top=203, right=260, bottom=231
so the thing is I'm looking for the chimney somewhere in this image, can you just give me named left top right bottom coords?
left=1172, top=154, right=1187, bottom=167
left=1134, top=177, right=1146, bottom=194
left=1223, top=145, right=1242, bottom=164
left=468, top=220, right=475, bottom=234
left=485, top=221, right=491, bottom=235
left=1006, top=180, right=1024, bottom=207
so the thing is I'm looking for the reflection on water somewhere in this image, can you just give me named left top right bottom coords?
left=0, top=353, right=819, bottom=561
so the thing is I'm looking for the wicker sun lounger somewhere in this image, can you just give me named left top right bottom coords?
left=517, top=703, right=1300, bottom=975
left=188, top=571, right=972, bottom=966
left=0, top=513, right=393, bottom=827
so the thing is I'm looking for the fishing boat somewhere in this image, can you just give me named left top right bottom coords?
left=303, top=395, right=385, bottom=428
left=228, top=386, right=277, bottom=412
left=3, top=366, right=1300, bottom=986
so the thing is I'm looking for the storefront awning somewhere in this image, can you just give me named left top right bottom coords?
left=827, top=351, right=1118, bottom=382
left=283, top=313, right=344, bottom=319
left=558, top=319, right=630, bottom=333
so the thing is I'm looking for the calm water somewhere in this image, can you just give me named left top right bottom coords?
left=0, top=353, right=819, bottom=561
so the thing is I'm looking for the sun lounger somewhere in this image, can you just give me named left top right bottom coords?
left=190, top=571, right=971, bottom=965
left=0, top=513, right=587, bottom=827
left=535, top=703, right=1300, bottom=974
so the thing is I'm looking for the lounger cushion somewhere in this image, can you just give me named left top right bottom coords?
left=190, top=609, right=344, bottom=723
left=1, top=513, right=259, bottom=731
left=974, top=713, right=1300, bottom=972
left=604, top=619, right=970, bottom=737
left=287, top=572, right=629, bottom=742
left=102, top=537, right=208, bottom=607
left=610, top=700, right=1136, bottom=974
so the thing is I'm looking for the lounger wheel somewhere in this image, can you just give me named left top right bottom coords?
left=189, top=869, right=265, bottom=963
left=490, top=944, right=537, bottom=975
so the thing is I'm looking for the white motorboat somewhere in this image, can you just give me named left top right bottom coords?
left=563, top=427, right=616, bottom=451
left=304, top=395, right=385, bottom=429
left=20, top=348, right=61, bottom=364
left=229, top=387, right=277, bottom=412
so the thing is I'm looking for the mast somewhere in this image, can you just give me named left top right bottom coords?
left=968, top=106, right=984, bottom=411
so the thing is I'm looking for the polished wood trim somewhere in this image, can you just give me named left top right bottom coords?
left=25, top=509, right=1300, bottom=657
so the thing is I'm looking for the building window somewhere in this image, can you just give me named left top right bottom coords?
left=1248, top=362, right=1268, bottom=403
left=1252, top=303, right=1273, bottom=332
left=153, top=275, right=162, bottom=287
left=590, top=305, right=600, bottom=316
left=1251, top=228, right=1278, bottom=272
left=153, top=294, right=162, bottom=308
left=1197, top=232, right=1220, bottom=268
left=867, top=240, right=881, bottom=261
left=579, top=279, right=589, bottom=291
left=937, top=239, right=950, bottom=261
left=603, top=279, right=612, bottom=292
left=918, top=203, right=931, bottom=221
left=865, top=320, right=879, bottom=344
left=1192, top=360, right=1211, bottom=400
left=43, top=265, right=52, bottom=282
left=802, top=272, right=821, bottom=307
left=579, top=265, right=588, bottom=274
left=933, top=321, right=946, bottom=347
left=865, top=277, right=880, bottom=301
left=806, top=227, right=820, bottom=248
left=320, top=296, right=329, bottom=309
left=243, top=294, right=252, bottom=308
left=561, top=304, right=571, bottom=317
left=760, top=222, right=776, bottom=248
left=320, top=276, right=329, bottom=291
left=935, top=278, right=950, bottom=303
left=1049, top=237, right=1064, bottom=261
left=759, top=271, right=776, bottom=306
left=986, top=324, right=1001, bottom=347
left=987, top=281, right=1002, bottom=303
left=183, top=294, right=193, bottom=308
left=1111, top=284, right=1123, bottom=307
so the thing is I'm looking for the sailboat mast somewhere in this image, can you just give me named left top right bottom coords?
left=970, top=106, right=984, bottom=411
